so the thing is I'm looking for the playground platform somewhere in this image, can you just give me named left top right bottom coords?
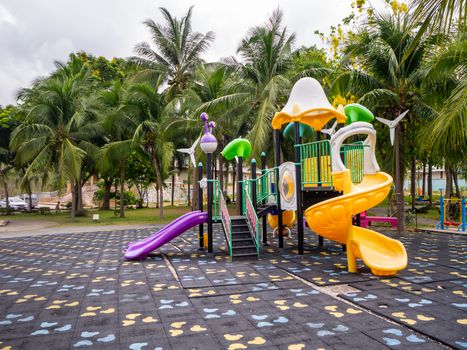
left=0, top=225, right=465, bottom=349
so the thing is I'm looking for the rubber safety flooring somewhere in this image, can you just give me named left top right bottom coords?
left=0, top=224, right=465, bottom=349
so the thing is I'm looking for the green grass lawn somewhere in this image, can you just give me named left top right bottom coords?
left=2, top=206, right=193, bottom=226
left=1, top=201, right=443, bottom=229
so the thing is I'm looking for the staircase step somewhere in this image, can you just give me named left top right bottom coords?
left=232, top=252, right=258, bottom=258
left=232, top=243, right=256, bottom=249
left=232, top=237, right=253, bottom=242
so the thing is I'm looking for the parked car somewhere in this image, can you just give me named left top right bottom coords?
left=20, top=193, right=39, bottom=208
left=0, top=197, right=28, bottom=211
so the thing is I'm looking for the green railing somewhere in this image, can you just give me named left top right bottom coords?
left=257, top=168, right=277, bottom=204
left=244, top=188, right=260, bottom=256
left=218, top=188, right=232, bottom=257
left=205, top=179, right=220, bottom=220
left=295, top=140, right=333, bottom=188
left=340, top=142, right=366, bottom=183
left=243, top=167, right=277, bottom=208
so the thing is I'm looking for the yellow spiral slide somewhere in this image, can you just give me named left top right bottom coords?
left=304, top=169, right=407, bottom=276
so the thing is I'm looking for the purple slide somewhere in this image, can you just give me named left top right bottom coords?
left=128, top=211, right=201, bottom=248
left=124, top=211, right=208, bottom=260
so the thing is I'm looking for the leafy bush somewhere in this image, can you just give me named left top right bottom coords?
left=93, top=189, right=137, bottom=205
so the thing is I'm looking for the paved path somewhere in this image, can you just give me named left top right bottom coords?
left=0, top=225, right=464, bottom=349
left=0, top=220, right=160, bottom=238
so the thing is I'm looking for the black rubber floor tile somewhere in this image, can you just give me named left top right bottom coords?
left=22, top=334, right=73, bottom=349
left=168, top=333, right=223, bottom=349
left=363, top=326, right=441, bottom=349
left=205, top=316, right=255, bottom=333
left=216, top=329, right=274, bottom=348
left=323, top=332, right=390, bottom=349
left=120, top=335, right=171, bottom=350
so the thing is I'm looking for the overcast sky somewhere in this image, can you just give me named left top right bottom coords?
left=0, top=0, right=360, bottom=105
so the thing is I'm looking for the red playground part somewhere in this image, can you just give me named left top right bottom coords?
left=360, top=211, right=398, bottom=228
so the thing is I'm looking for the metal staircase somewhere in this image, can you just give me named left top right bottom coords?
left=230, top=216, right=258, bottom=257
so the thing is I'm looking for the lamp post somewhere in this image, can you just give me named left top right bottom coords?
left=200, top=113, right=217, bottom=254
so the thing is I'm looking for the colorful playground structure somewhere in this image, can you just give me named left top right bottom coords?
left=125, top=77, right=408, bottom=276
left=436, top=196, right=466, bottom=232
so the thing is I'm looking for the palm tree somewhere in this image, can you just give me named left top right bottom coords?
left=194, top=8, right=295, bottom=157
left=236, top=8, right=295, bottom=155
left=95, top=80, right=134, bottom=218
left=10, top=55, right=93, bottom=220
left=133, top=6, right=214, bottom=97
left=124, top=79, right=175, bottom=218
left=421, top=35, right=466, bottom=197
left=333, top=10, right=436, bottom=233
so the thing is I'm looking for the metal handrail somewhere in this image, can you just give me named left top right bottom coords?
left=243, top=188, right=260, bottom=256
left=243, top=167, right=277, bottom=207
left=218, top=188, right=232, bottom=256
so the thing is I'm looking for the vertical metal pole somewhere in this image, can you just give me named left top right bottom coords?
left=317, top=132, right=322, bottom=186
left=461, top=197, right=466, bottom=232
left=198, top=162, right=204, bottom=249
left=237, top=157, right=243, bottom=215
left=274, top=130, right=284, bottom=248
left=294, top=122, right=304, bottom=255
left=395, top=124, right=405, bottom=235
left=440, top=196, right=444, bottom=230
left=251, top=159, right=257, bottom=211
left=261, top=152, right=268, bottom=245
left=318, top=131, right=324, bottom=246
left=207, top=154, right=213, bottom=253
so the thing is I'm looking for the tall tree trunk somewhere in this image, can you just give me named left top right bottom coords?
left=102, top=178, right=112, bottom=210
left=119, top=160, right=125, bottom=218
left=1, top=177, right=9, bottom=208
left=452, top=169, right=461, bottom=198
left=150, top=152, right=164, bottom=218
left=445, top=164, right=452, bottom=199
left=422, top=161, right=426, bottom=196
left=155, top=185, right=159, bottom=208
left=171, top=158, right=176, bottom=206
left=76, top=176, right=83, bottom=213
left=395, top=124, right=406, bottom=233
left=410, top=156, right=416, bottom=209
left=25, top=176, right=33, bottom=210
left=428, top=161, right=433, bottom=207
left=70, top=178, right=76, bottom=221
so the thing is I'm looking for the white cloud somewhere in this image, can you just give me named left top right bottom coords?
left=0, top=4, right=16, bottom=25
left=0, top=0, right=363, bottom=105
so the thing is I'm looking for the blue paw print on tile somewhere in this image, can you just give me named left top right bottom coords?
left=86, top=288, right=115, bottom=296
left=73, top=331, right=115, bottom=347
left=213, top=278, right=238, bottom=285
left=203, top=308, right=236, bottom=319
left=128, top=343, right=147, bottom=350
left=395, top=297, right=432, bottom=308
left=30, top=280, right=58, bottom=287
left=345, top=293, right=377, bottom=302
left=455, top=341, right=467, bottom=348
left=251, top=314, right=288, bottom=327
left=31, top=321, right=72, bottom=336
left=289, top=288, right=319, bottom=296
left=158, top=299, right=189, bottom=310
left=0, top=313, right=35, bottom=326
left=381, top=328, right=426, bottom=345
left=57, top=284, right=85, bottom=292
left=251, top=283, right=278, bottom=292
left=306, top=322, right=348, bottom=336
